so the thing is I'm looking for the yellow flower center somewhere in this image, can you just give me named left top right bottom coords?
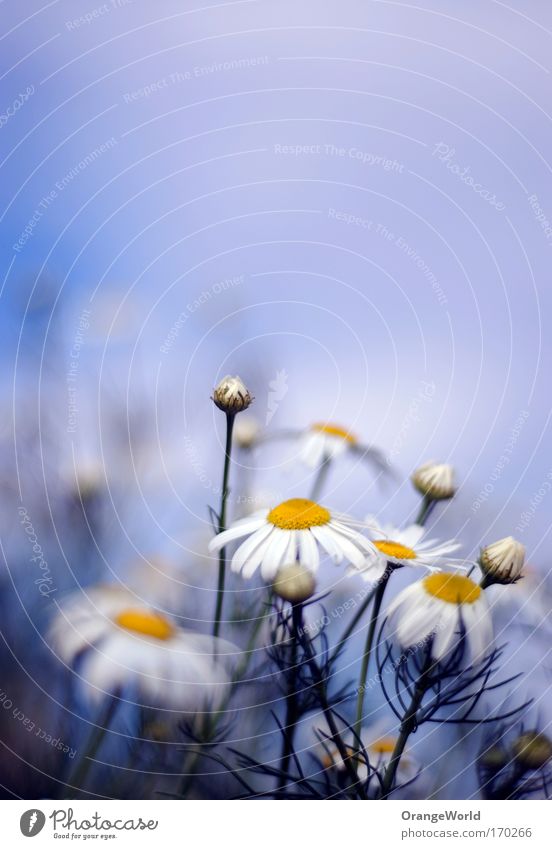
left=267, top=498, right=331, bottom=530
left=423, top=573, right=481, bottom=605
left=370, top=736, right=398, bottom=755
left=374, top=540, right=417, bottom=560
left=312, top=422, right=357, bottom=443
left=115, top=608, right=176, bottom=640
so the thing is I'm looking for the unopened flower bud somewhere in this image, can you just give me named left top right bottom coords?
left=212, top=375, right=252, bottom=414
left=512, top=732, right=552, bottom=771
left=479, top=536, right=525, bottom=586
left=412, top=461, right=456, bottom=501
left=233, top=416, right=260, bottom=449
left=273, top=563, right=316, bottom=603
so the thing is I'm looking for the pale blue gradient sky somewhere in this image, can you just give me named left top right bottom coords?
left=1, top=0, right=552, bottom=567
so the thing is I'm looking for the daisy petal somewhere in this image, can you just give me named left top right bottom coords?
left=231, top=523, right=274, bottom=573
left=298, top=530, right=320, bottom=574
left=259, top=528, right=292, bottom=580
left=208, top=517, right=266, bottom=552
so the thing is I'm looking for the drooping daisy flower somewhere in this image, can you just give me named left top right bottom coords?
left=299, top=422, right=387, bottom=472
left=479, top=536, right=525, bottom=586
left=49, top=587, right=237, bottom=710
left=354, top=521, right=461, bottom=582
left=300, top=423, right=358, bottom=467
left=411, top=460, right=456, bottom=500
left=386, top=572, right=492, bottom=664
left=208, top=497, right=377, bottom=580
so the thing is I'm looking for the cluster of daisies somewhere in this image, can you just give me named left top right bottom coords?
left=210, top=490, right=523, bottom=666
left=47, top=374, right=530, bottom=797
left=210, top=377, right=526, bottom=668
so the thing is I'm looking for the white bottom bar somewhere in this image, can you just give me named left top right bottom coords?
left=3, top=799, right=551, bottom=847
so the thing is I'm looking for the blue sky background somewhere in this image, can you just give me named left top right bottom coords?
left=2, top=0, right=552, bottom=801
left=2, top=0, right=552, bottom=564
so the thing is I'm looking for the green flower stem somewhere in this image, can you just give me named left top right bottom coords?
left=350, top=496, right=437, bottom=748
left=213, top=412, right=235, bottom=639
left=64, top=695, right=119, bottom=799
left=336, top=494, right=436, bottom=665
left=329, top=584, right=378, bottom=665
left=379, top=648, right=434, bottom=798
left=279, top=601, right=303, bottom=782
left=353, top=567, right=391, bottom=744
left=415, top=495, right=436, bottom=525
left=233, top=589, right=273, bottom=682
left=310, top=456, right=332, bottom=502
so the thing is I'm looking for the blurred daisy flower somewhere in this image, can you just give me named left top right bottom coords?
left=49, top=586, right=237, bottom=711
left=386, top=572, right=492, bottom=664
left=354, top=520, right=461, bottom=582
left=299, top=422, right=387, bottom=473
left=208, top=497, right=377, bottom=580
left=512, top=731, right=552, bottom=771
left=232, top=416, right=261, bottom=450
left=318, top=722, right=417, bottom=790
left=300, top=422, right=357, bottom=467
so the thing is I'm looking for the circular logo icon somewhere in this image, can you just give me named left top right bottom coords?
left=20, top=810, right=46, bottom=837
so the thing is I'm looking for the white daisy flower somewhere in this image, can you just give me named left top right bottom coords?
left=386, top=572, right=493, bottom=664
left=49, top=586, right=237, bottom=711
left=208, top=497, right=377, bottom=581
left=299, top=422, right=387, bottom=473
left=355, top=521, right=462, bottom=582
